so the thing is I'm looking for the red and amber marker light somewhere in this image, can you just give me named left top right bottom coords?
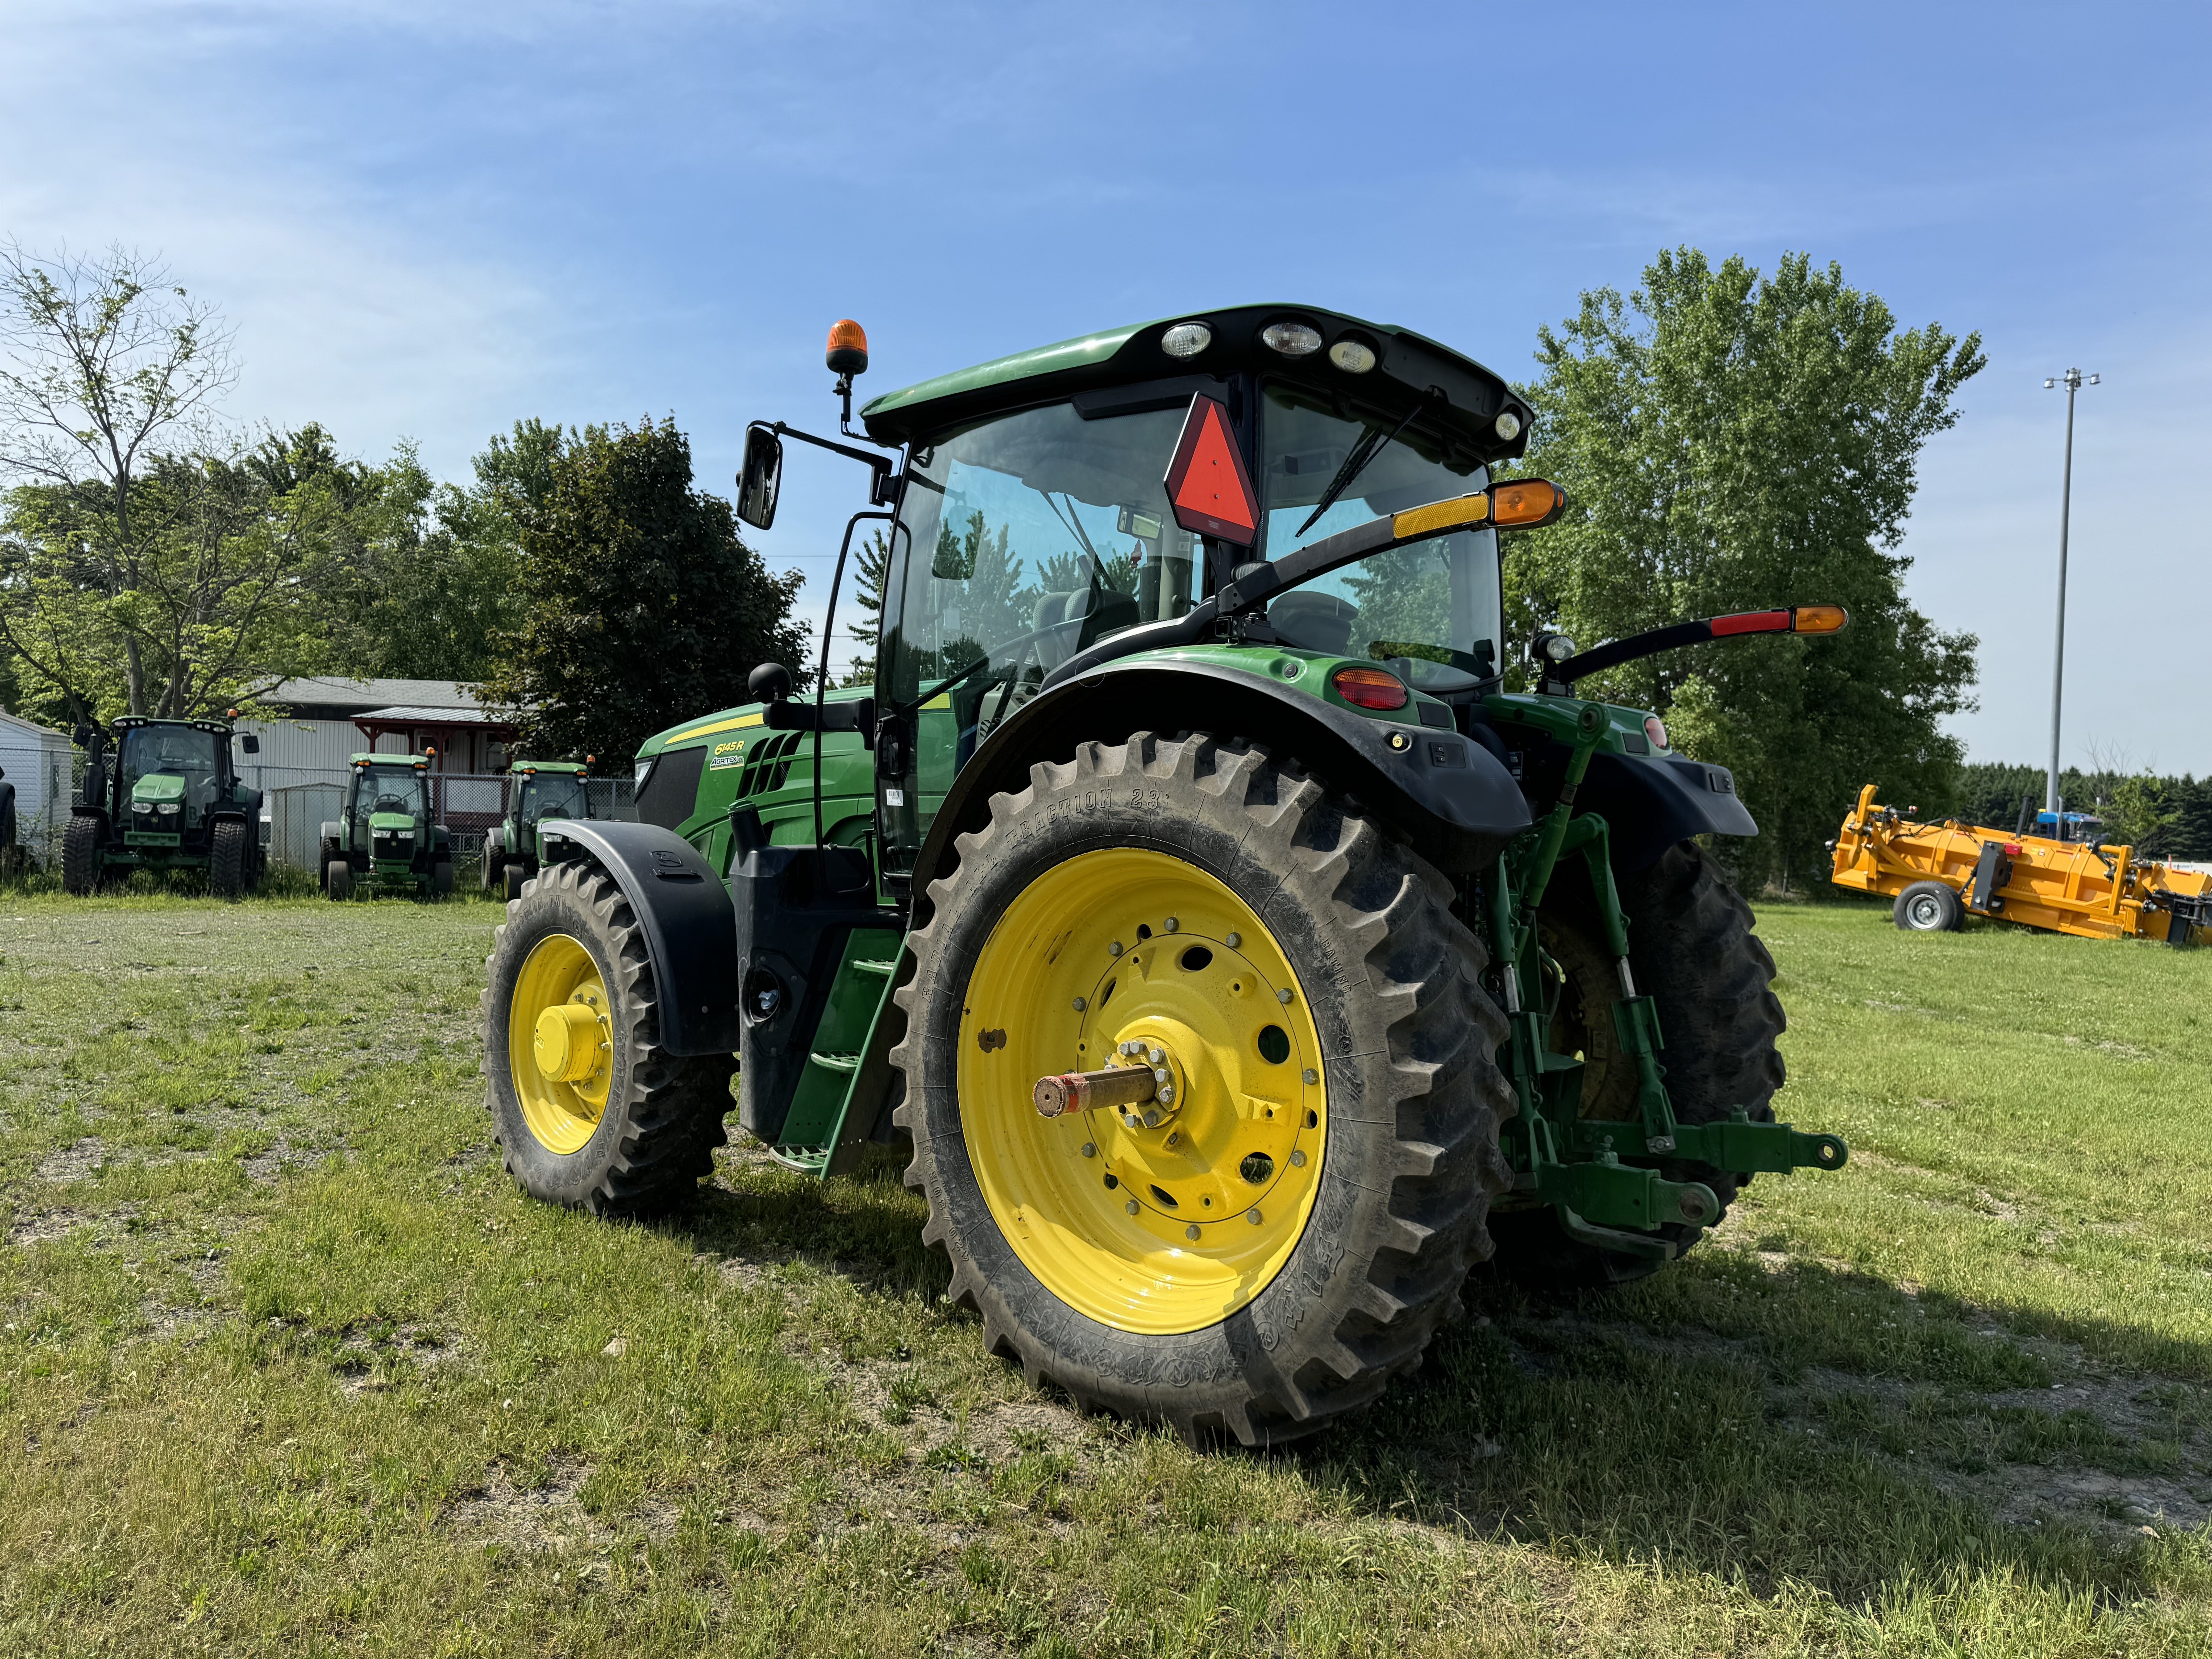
left=1332, top=665, right=1409, bottom=711
left=1709, top=606, right=1850, bottom=637
left=826, top=319, right=869, bottom=376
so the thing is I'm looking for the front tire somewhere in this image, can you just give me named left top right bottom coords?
left=1484, top=841, right=1787, bottom=1290
left=326, top=859, right=353, bottom=900
left=63, top=816, right=102, bottom=896
left=483, top=858, right=733, bottom=1214
left=209, top=819, right=249, bottom=899
left=891, top=731, right=1513, bottom=1446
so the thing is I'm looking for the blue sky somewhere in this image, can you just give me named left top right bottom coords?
left=5, top=1, right=2208, bottom=771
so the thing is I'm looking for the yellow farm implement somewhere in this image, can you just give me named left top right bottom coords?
left=1829, top=784, right=2212, bottom=945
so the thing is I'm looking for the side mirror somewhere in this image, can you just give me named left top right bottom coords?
left=737, top=427, right=783, bottom=531
left=239, top=733, right=260, bottom=754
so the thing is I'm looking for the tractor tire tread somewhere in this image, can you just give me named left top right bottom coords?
left=62, top=816, right=101, bottom=896
left=890, top=730, right=1513, bottom=1446
left=481, top=857, right=730, bottom=1216
left=209, top=819, right=249, bottom=899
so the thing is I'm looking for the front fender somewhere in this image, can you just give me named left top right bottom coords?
left=1576, top=751, right=1759, bottom=872
left=534, top=819, right=742, bottom=1056
left=907, top=659, right=1533, bottom=901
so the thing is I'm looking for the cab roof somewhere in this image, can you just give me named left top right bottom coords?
left=859, top=303, right=1530, bottom=462
left=350, top=752, right=430, bottom=768
left=508, top=760, right=587, bottom=775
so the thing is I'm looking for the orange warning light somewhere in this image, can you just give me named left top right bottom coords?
left=826, top=319, right=869, bottom=376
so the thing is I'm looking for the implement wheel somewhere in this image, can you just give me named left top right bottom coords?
left=1484, top=840, right=1786, bottom=1290
left=482, top=858, right=732, bottom=1214
left=891, top=731, right=1512, bottom=1446
left=1894, top=880, right=1963, bottom=933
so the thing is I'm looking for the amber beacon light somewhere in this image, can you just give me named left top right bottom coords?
left=825, top=319, right=869, bottom=376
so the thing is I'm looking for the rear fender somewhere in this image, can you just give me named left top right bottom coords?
left=534, top=820, right=742, bottom=1056
left=906, top=659, right=1532, bottom=905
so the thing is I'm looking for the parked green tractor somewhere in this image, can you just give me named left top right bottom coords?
left=481, top=307, right=1852, bottom=1443
left=321, top=753, right=455, bottom=899
left=63, top=714, right=266, bottom=897
left=481, top=759, right=599, bottom=901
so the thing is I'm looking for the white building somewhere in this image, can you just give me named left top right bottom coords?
left=0, top=709, right=74, bottom=862
left=237, top=678, right=520, bottom=788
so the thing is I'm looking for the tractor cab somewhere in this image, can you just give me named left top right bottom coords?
left=320, top=754, right=455, bottom=899
left=63, top=713, right=265, bottom=895
left=480, top=759, right=599, bottom=900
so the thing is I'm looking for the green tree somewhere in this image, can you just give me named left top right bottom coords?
left=840, top=527, right=892, bottom=686
left=478, top=416, right=807, bottom=764
left=1511, top=248, right=1985, bottom=890
left=0, top=242, right=237, bottom=720
left=1, top=425, right=358, bottom=723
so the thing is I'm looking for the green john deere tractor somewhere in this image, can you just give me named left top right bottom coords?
left=63, top=714, right=266, bottom=897
left=321, top=753, right=455, bottom=899
left=481, top=306, right=1852, bottom=1444
left=481, top=759, right=600, bottom=901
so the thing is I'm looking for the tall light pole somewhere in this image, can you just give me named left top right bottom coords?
left=2042, top=367, right=2099, bottom=819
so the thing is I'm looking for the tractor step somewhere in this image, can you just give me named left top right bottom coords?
left=854, top=958, right=898, bottom=977
left=807, top=1050, right=861, bottom=1073
left=768, top=1143, right=832, bottom=1175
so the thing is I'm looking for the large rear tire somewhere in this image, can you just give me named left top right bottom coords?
left=209, top=819, right=249, bottom=899
left=1484, top=840, right=1786, bottom=1290
left=891, top=730, right=1513, bottom=1446
left=63, top=816, right=103, bottom=896
left=482, top=858, right=733, bottom=1214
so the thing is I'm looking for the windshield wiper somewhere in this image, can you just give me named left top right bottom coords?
left=1294, top=402, right=1427, bottom=538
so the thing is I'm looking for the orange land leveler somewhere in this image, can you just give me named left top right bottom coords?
left=1829, top=783, right=2212, bottom=944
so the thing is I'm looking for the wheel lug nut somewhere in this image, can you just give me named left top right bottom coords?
left=1072, top=996, right=1087, bottom=1012
left=1142, top=1109, right=1161, bottom=1128
left=1246, top=1207, right=1263, bottom=1225
left=1303, top=1067, right=1318, bottom=1085
left=1164, top=916, right=1178, bottom=933
left=1109, top=941, right=1123, bottom=957
left=1152, top=1065, right=1170, bottom=1085
left=1185, top=1224, right=1200, bottom=1241
left=1289, top=1149, right=1306, bottom=1167
left=1225, top=931, right=1241, bottom=949
left=1157, top=1085, right=1175, bottom=1105
left=1125, top=1199, right=1140, bottom=1215
left=1080, top=1142, right=1097, bottom=1158
left=1276, top=988, right=1293, bottom=1005
left=1148, top=1046, right=1166, bottom=1066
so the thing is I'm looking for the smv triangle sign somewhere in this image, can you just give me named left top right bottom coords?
left=1163, top=394, right=1259, bottom=546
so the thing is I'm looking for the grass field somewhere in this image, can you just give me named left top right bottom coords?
left=3, top=879, right=2210, bottom=1656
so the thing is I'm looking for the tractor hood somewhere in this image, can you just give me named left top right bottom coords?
left=369, top=811, right=419, bottom=833
left=131, top=773, right=185, bottom=807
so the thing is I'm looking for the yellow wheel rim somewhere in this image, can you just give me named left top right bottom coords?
left=959, top=848, right=1326, bottom=1334
left=509, top=933, right=614, bottom=1154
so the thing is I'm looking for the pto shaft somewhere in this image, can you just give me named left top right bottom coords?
left=1033, top=1065, right=1159, bottom=1119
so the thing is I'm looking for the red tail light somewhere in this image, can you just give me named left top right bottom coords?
left=1332, top=665, right=1408, bottom=711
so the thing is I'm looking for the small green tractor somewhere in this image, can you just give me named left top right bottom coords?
left=321, top=753, right=455, bottom=899
left=481, top=307, right=1852, bottom=1444
left=63, top=714, right=266, bottom=896
left=481, top=759, right=600, bottom=901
